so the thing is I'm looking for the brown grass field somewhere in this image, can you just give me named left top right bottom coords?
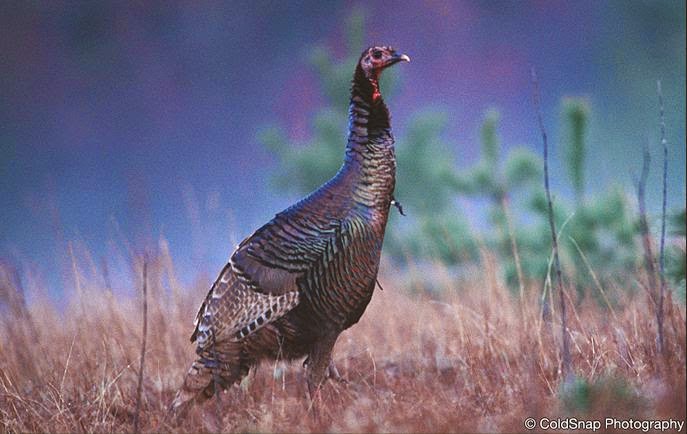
left=0, top=246, right=685, bottom=433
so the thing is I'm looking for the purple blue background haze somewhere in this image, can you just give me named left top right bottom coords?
left=1, top=1, right=685, bottom=297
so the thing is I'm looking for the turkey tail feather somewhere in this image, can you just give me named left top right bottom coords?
left=169, top=342, right=247, bottom=418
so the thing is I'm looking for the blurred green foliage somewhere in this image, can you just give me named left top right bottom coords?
left=562, top=98, right=590, bottom=205
left=449, top=105, right=639, bottom=294
left=667, top=209, right=686, bottom=300
left=527, top=101, right=639, bottom=293
left=560, top=375, right=644, bottom=416
left=449, top=109, right=542, bottom=286
left=451, top=110, right=543, bottom=201
left=261, top=11, right=685, bottom=300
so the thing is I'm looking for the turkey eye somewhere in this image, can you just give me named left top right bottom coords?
left=372, top=50, right=382, bottom=59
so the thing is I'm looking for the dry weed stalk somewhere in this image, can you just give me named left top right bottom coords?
left=531, top=67, right=572, bottom=380
left=636, top=146, right=662, bottom=353
left=133, top=259, right=148, bottom=433
left=656, top=80, right=668, bottom=354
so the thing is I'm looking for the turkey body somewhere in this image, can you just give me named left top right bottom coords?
left=171, top=46, right=407, bottom=415
left=236, top=164, right=394, bottom=367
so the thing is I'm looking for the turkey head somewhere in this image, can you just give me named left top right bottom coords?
left=359, top=46, right=410, bottom=81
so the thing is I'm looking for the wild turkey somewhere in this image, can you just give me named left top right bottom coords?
left=171, top=45, right=410, bottom=415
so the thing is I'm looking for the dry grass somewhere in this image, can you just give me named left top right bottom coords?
left=0, top=249, right=685, bottom=433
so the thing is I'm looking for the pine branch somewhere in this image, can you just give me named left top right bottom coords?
left=531, top=67, right=571, bottom=379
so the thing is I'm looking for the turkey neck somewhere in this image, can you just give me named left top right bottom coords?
left=342, top=65, right=396, bottom=211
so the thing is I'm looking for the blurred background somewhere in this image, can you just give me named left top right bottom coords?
left=1, top=1, right=685, bottom=302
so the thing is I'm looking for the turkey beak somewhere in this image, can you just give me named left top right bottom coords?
left=386, top=52, right=411, bottom=67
